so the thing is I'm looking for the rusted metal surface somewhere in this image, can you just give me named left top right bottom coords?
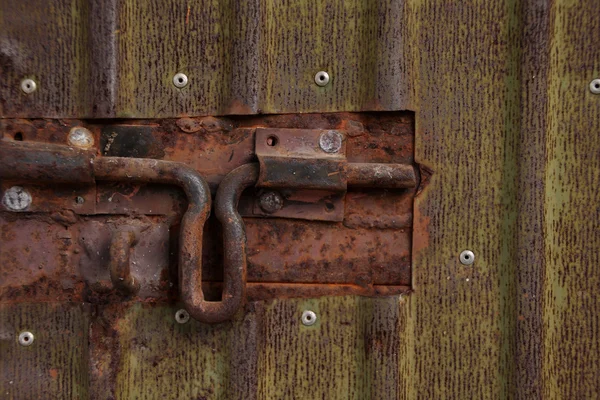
left=256, top=128, right=347, bottom=191
left=0, top=113, right=416, bottom=322
left=346, top=163, right=416, bottom=188
left=93, top=157, right=216, bottom=322
left=0, top=139, right=94, bottom=184
left=254, top=126, right=416, bottom=223
left=109, top=228, right=140, bottom=294
left=208, top=163, right=258, bottom=323
left=0, top=112, right=414, bottom=304
left=252, top=189, right=346, bottom=222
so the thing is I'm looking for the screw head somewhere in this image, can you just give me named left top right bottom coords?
left=20, top=79, right=37, bottom=94
left=2, top=186, right=32, bottom=211
left=259, top=191, right=284, bottom=214
left=301, top=310, right=317, bottom=326
left=590, top=79, right=600, bottom=94
left=68, top=127, right=94, bottom=149
left=319, top=130, right=343, bottom=153
left=173, top=73, right=189, bottom=88
left=75, top=196, right=85, bottom=205
left=459, top=250, right=475, bottom=265
left=18, top=331, right=34, bottom=346
left=314, top=71, right=330, bottom=87
left=175, top=309, right=190, bottom=324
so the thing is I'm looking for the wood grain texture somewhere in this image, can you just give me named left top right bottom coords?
left=1, top=0, right=599, bottom=398
left=87, top=297, right=408, bottom=400
left=0, top=303, right=90, bottom=399
left=0, top=0, right=412, bottom=118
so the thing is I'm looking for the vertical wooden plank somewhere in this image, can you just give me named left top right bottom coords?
left=90, top=297, right=407, bottom=399
left=543, top=1, right=600, bottom=398
left=0, top=303, right=90, bottom=399
left=408, top=1, right=521, bottom=398
left=0, top=0, right=91, bottom=117
left=515, top=0, right=552, bottom=397
left=256, top=296, right=408, bottom=400
left=114, top=0, right=412, bottom=117
left=106, top=304, right=234, bottom=399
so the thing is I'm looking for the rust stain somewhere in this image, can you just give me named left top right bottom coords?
left=0, top=112, right=416, bottom=319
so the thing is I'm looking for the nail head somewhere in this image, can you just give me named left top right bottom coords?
left=20, top=79, right=37, bottom=94
left=589, top=79, right=600, bottom=94
left=301, top=310, right=317, bottom=326
left=2, top=186, right=32, bottom=211
left=18, top=331, right=34, bottom=346
left=314, top=71, right=330, bottom=87
left=175, top=309, right=190, bottom=324
left=173, top=73, right=189, bottom=88
left=459, top=250, right=475, bottom=265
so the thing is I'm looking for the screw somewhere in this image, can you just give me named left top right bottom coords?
left=18, top=331, right=34, bottom=346
left=459, top=250, right=475, bottom=265
left=301, top=310, right=317, bottom=326
left=259, top=191, right=284, bottom=214
left=75, top=196, right=85, bottom=205
left=20, top=79, right=37, bottom=94
left=173, top=73, right=189, bottom=88
left=68, top=127, right=94, bottom=149
left=175, top=309, right=190, bottom=324
left=2, top=186, right=32, bottom=211
left=590, top=79, right=600, bottom=94
left=319, top=130, right=343, bottom=153
left=314, top=71, right=330, bottom=87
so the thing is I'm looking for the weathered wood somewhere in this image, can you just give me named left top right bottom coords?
left=542, top=2, right=600, bottom=398
left=0, top=303, right=90, bottom=399
left=0, top=0, right=599, bottom=398
left=87, top=297, right=408, bottom=399
left=410, top=0, right=600, bottom=398
left=0, top=0, right=412, bottom=118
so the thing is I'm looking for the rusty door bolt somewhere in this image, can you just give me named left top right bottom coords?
left=314, top=71, right=330, bottom=86
left=319, top=130, right=343, bottom=153
left=2, top=186, right=32, bottom=211
left=259, top=191, right=284, bottom=213
left=68, top=127, right=94, bottom=149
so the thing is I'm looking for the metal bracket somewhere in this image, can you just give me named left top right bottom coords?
left=253, top=128, right=417, bottom=222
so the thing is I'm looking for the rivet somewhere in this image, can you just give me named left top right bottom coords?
left=173, top=73, right=189, bottom=88
left=301, top=310, right=317, bottom=326
left=590, top=79, right=600, bottom=94
left=175, top=309, right=190, bottom=324
left=314, top=71, right=330, bottom=87
left=259, top=191, right=284, bottom=214
left=68, top=127, right=94, bottom=149
left=20, top=79, right=37, bottom=94
left=319, top=130, right=343, bottom=153
left=18, top=331, right=34, bottom=346
left=2, top=186, right=32, bottom=211
left=459, top=250, right=475, bottom=265
left=75, top=196, right=85, bottom=205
